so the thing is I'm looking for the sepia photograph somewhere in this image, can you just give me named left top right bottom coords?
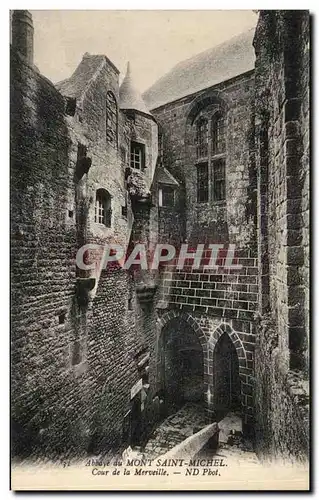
left=10, top=8, right=310, bottom=491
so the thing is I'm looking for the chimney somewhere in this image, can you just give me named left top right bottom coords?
left=11, top=10, right=34, bottom=65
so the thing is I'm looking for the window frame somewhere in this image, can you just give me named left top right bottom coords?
left=196, top=162, right=209, bottom=203
left=211, top=112, right=226, bottom=155
left=94, top=189, right=112, bottom=227
left=130, top=141, right=145, bottom=170
left=196, top=117, right=209, bottom=159
left=194, top=109, right=227, bottom=204
left=159, top=185, right=176, bottom=207
left=106, top=90, right=118, bottom=148
left=212, top=158, right=226, bottom=202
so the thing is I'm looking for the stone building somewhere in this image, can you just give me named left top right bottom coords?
left=10, top=10, right=309, bottom=462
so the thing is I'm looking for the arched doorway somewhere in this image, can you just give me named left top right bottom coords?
left=213, top=333, right=241, bottom=420
left=160, top=318, right=204, bottom=414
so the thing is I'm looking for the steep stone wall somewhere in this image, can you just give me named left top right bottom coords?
left=152, top=71, right=257, bottom=248
left=253, top=10, right=309, bottom=461
left=10, top=49, right=78, bottom=456
left=152, top=71, right=258, bottom=436
left=11, top=48, right=160, bottom=458
left=300, top=14, right=310, bottom=368
left=255, top=316, right=309, bottom=462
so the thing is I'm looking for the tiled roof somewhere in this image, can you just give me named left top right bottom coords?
left=143, top=28, right=255, bottom=110
left=157, top=167, right=180, bottom=186
left=56, top=53, right=117, bottom=99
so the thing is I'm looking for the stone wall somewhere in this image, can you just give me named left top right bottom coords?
left=11, top=9, right=310, bottom=462
left=152, top=71, right=257, bottom=248
left=10, top=46, right=160, bottom=458
left=253, top=10, right=309, bottom=461
left=156, top=310, right=255, bottom=433
left=11, top=49, right=77, bottom=455
left=158, top=248, right=258, bottom=321
left=67, top=58, right=159, bottom=452
left=151, top=70, right=258, bottom=436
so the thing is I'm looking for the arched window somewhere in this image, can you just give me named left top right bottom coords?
left=211, top=112, right=226, bottom=155
left=196, top=117, right=208, bottom=158
left=106, top=91, right=118, bottom=146
left=94, top=189, right=112, bottom=227
left=211, top=112, right=226, bottom=201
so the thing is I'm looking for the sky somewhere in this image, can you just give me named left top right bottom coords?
left=30, top=10, right=257, bottom=92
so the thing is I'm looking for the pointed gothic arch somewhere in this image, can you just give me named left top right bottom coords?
left=208, top=322, right=248, bottom=422
left=208, top=322, right=248, bottom=369
left=156, top=311, right=209, bottom=416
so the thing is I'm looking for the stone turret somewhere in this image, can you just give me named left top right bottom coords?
left=119, top=62, right=152, bottom=116
left=11, top=10, right=34, bottom=64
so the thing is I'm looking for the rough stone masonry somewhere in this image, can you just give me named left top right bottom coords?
left=10, top=10, right=309, bottom=463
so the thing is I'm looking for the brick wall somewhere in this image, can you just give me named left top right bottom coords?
left=158, top=248, right=258, bottom=320
left=155, top=310, right=255, bottom=433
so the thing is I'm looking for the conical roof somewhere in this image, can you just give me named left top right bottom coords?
left=119, top=62, right=151, bottom=116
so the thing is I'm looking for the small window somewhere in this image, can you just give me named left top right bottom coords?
left=65, top=97, right=76, bottom=116
left=94, top=189, right=112, bottom=227
left=212, top=113, right=226, bottom=155
left=197, top=163, right=209, bottom=203
left=106, top=91, right=118, bottom=146
left=159, top=186, right=175, bottom=207
left=130, top=142, right=145, bottom=170
left=77, top=143, right=87, bottom=160
left=212, top=159, right=226, bottom=201
left=72, top=340, right=82, bottom=366
left=158, top=129, right=164, bottom=166
left=121, top=147, right=127, bottom=165
left=122, top=195, right=128, bottom=218
left=59, top=312, right=66, bottom=324
left=196, top=118, right=208, bottom=158
left=128, top=289, right=133, bottom=310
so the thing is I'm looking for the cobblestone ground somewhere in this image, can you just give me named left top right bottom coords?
left=143, top=403, right=207, bottom=459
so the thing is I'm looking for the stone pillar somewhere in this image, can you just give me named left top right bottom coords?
left=11, top=10, right=34, bottom=65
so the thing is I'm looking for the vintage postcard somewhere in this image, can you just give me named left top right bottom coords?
left=10, top=9, right=310, bottom=491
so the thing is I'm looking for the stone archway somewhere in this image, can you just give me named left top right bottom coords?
left=209, top=322, right=248, bottom=422
left=213, top=333, right=241, bottom=419
left=185, top=89, right=229, bottom=127
left=156, top=311, right=208, bottom=416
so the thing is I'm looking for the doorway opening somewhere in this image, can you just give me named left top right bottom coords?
left=213, top=333, right=241, bottom=420
left=160, top=318, right=204, bottom=415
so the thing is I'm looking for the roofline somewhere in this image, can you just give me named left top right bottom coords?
left=11, top=47, right=62, bottom=97
left=120, top=108, right=157, bottom=123
left=158, top=167, right=180, bottom=186
left=102, top=54, right=120, bottom=75
left=57, top=53, right=120, bottom=94
left=148, top=68, right=255, bottom=112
